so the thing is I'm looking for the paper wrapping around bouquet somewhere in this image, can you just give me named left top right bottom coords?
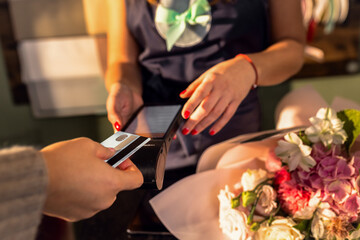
left=275, top=85, right=360, bottom=130
left=150, top=158, right=266, bottom=240
left=150, top=85, right=360, bottom=239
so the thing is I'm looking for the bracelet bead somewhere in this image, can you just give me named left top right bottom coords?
left=236, top=54, right=258, bottom=89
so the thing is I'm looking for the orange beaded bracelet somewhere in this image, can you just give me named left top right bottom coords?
left=236, top=54, right=258, bottom=89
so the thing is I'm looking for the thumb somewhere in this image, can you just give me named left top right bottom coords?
left=96, top=144, right=116, bottom=160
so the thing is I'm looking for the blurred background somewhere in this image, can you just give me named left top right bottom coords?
left=0, top=0, right=111, bottom=147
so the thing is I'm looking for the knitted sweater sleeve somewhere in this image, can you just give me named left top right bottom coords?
left=0, top=146, right=48, bottom=240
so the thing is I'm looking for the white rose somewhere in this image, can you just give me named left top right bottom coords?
left=218, top=185, right=235, bottom=211
left=255, top=217, right=304, bottom=240
left=219, top=208, right=252, bottom=240
left=218, top=186, right=252, bottom=240
left=255, top=185, right=277, bottom=216
left=241, top=169, right=267, bottom=192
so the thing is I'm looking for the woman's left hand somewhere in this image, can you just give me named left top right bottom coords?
left=179, top=56, right=256, bottom=136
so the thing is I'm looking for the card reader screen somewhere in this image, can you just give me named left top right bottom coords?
left=125, top=105, right=181, bottom=138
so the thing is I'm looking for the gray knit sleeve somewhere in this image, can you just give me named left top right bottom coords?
left=0, top=146, right=48, bottom=240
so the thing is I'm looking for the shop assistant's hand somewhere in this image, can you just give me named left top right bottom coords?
left=41, top=137, right=143, bottom=222
left=179, top=56, right=256, bottom=136
left=106, top=82, right=143, bottom=131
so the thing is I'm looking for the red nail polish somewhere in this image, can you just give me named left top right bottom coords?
left=184, top=110, right=190, bottom=119
left=182, top=128, right=189, bottom=135
left=180, top=90, right=187, bottom=95
left=114, top=122, right=121, bottom=131
left=209, top=130, right=216, bottom=136
left=191, top=129, right=198, bottom=135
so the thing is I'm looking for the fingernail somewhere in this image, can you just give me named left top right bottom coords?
left=180, top=90, right=186, bottom=95
left=114, top=121, right=121, bottom=131
left=173, top=134, right=177, bottom=140
left=191, top=129, right=198, bottom=135
left=182, top=128, right=189, bottom=135
left=209, top=130, right=216, bottom=136
left=184, top=110, right=190, bottom=119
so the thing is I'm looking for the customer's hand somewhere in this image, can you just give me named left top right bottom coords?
left=180, top=56, right=256, bottom=136
left=106, top=82, right=143, bottom=131
left=41, top=137, right=143, bottom=221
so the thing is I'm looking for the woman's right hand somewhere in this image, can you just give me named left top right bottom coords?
left=106, top=82, right=143, bottom=131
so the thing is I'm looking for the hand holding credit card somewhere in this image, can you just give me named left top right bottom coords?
left=101, top=131, right=150, bottom=168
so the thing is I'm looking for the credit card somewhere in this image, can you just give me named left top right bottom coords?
left=101, top=131, right=150, bottom=168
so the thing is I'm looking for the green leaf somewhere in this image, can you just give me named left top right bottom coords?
left=337, top=109, right=360, bottom=152
left=247, top=214, right=253, bottom=225
left=298, top=130, right=311, bottom=146
left=294, top=219, right=311, bottom=232
left=349, top=222, right=360, bottom=237
left=250, top=222, right=260, bottom=232
left=242, top=191, right=257, bottom=207
left=268, top=215, right=275, bottom=226
left=231, top=196, right=240, bottom=208
left=356, top=222, right=360, bottom=230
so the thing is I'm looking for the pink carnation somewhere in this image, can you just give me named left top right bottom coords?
left=277, top=179, right=312, bottom=216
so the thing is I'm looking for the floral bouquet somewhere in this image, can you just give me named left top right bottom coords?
left=218, top=107, right=360, bottom=240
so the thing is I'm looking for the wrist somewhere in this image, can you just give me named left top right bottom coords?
left=108, top=81, right=143, bottom=97
left=105, top=63, right=143, bottom=94
left=235, top=54, right=258, bottom=89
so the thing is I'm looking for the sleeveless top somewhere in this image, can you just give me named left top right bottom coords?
left=125, top=0, right=269, bottom=103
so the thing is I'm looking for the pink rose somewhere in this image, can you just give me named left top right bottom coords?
left=255, top=185, right=277, bottom=216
